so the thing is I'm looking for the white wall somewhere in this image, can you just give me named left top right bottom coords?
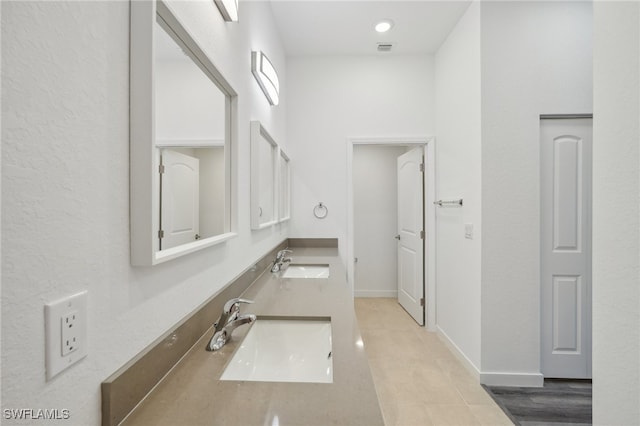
left=1, top=2, right=287, bottom=424
left=592, top=2, right=640, bottom=423
left=353, top=145, right=408, bottom=298
left=434, top=1, right=482, bottom=372
left=287, top=55, right=434, bottom=263
left=480, top=1, right=592, bottom=384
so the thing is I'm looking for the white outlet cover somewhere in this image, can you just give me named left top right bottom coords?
left=45, top=291, right=88, bottom=380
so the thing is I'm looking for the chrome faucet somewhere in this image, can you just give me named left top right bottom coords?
left=206, top=298, right=256, bottom=351
left=271, top=249, right=293, bottom=272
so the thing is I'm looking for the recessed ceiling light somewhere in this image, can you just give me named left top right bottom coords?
left=375, top=19, right=394, bottom=33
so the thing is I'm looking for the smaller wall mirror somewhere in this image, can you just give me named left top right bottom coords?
left=278, top=149, right=291, bottom=222
left=250, top=121, right=278, bottom=229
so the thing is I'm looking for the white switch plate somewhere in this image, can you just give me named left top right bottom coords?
left=465, top=223, right=474, bottom=239
left=45, top=291, right=88, bottom=380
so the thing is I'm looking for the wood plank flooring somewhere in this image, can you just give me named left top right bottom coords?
left=484, top=380, right=592, bottom=426
left=355, top=298, right=512, bottom=426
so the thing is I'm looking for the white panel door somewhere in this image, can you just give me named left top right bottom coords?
left=397, top=147, right=424, bottom=325
left=541, top=118, right=592, bottom=379
left=160, top=149, right=200, bottom=250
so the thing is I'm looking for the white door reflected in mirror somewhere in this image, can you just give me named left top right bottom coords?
left=160, top=149, right=200, bottom=250
left=159, top=147, right=226, bottom=251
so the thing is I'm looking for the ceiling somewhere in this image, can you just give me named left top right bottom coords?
left=268, top=0, right=472, bottom=56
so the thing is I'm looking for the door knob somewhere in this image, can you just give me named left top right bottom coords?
left=395, top=234, right=401, bottom=240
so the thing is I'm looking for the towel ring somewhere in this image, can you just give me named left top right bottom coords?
left=313, top=202, right=328, bottom=219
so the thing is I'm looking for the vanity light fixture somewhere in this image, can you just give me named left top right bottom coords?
left=375, top=19, right=394, bottom=33
left=214, top=0, right=238, bottom=22
left=251, top=50, right=280, bottom=106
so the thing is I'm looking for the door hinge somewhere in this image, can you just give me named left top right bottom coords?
left=158, top=229, right=164, bottom=239
left=420, top=163, right=425, bottom=173
left=420, top=230, right=425, bottom=239
left=159, top=164, right=165, bottom=174
left=420, top=297, right=425, bottom=307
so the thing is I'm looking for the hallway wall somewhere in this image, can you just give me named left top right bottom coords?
left=434, top=1, right=482, bottom=373
left=480, top=0, right=593, bottom=385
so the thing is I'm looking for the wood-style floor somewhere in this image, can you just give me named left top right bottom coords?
left=354, top=298, right=513, bottom=426
left=484, top=380, right=592, bottom=426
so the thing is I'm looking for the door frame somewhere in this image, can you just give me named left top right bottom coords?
left=346, top=136, right=437, bottom=331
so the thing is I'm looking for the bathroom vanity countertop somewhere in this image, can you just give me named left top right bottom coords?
left=121, top=247, right=384, bottom=426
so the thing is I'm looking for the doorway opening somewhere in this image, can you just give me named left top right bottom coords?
left=346, top=137, right=436, bottom=329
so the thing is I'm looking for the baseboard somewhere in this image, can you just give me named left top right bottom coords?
left=480, top=372, right=544, bottom=387
left=435, top=327, right=544, bottom=388
left=436, top=326, right=481, bottom=381
left=354, top=290, right=398, bottom=298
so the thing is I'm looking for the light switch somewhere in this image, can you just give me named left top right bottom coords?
left=464, top=223, right=473, bottom=239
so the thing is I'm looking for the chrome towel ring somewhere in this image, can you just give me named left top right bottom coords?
left=313, top=202, right=328, bottom=219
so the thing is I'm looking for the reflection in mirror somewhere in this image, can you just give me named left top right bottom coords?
left=159, top=147, right=225, bottom=250
left=154, top=20, right=226, bottom=145
left=278, top=150, right=290, bottom=222
left=154, top=14, right=230, bottom=252
left=250, top=121, right=278, bottom=229
left=131, top=0, right=237, bottom=265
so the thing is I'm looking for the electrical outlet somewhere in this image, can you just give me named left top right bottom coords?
left=61, top=311, right=79, bottom=356
left=45, top=291, right=88, bottom=380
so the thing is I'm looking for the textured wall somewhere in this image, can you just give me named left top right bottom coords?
left=434, top=1, right=482, bottom=372
left=592, top=2, right=640, bottom=423
left=2, top=1, right=287, bottom=424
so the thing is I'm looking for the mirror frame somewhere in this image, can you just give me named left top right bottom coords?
left=250, top=121, right=278, bottom=230
left=130, top=0, right=237, bottom=266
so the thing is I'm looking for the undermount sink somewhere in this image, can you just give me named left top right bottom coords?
left=281, top=264, right=330, bottom=279
left=220, top=318, right=333, bottom=383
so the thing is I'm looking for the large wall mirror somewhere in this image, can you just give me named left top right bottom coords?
left=131, top=0, right=237, bottom=265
